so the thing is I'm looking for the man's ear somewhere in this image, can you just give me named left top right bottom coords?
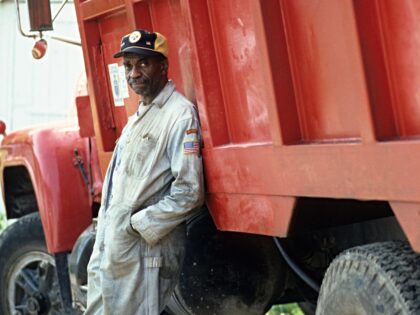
left=161, top=60, right=168, bottom=74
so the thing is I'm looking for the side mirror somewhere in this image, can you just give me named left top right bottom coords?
left=27, top=0, right=53, bottom=32
left=0, top=120, right=6, bottom=136
left=15, top=0, right=80, bottom=58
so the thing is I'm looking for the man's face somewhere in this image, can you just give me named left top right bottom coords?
left=123, top=53, right=167, bottom=100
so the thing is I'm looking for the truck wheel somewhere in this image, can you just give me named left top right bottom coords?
left=316, top=241, right=420, bottom=315
left=166, top=210, right=285, bottom=315
left=0, top=213, right=63, bottom=315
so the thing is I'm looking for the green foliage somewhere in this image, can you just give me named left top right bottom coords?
left=0, top=211, right=6, bottom=233
left=267, top=303, right=305, bottom=315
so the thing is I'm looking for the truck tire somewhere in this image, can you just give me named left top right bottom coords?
left=166, top=210, right=285, bottom=315
left=0, top=213, right=63, bottom=315
left=316, top=241, right=420, bottom=315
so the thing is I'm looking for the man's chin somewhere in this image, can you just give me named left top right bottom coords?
left=132, top=86, right=149, bottom=96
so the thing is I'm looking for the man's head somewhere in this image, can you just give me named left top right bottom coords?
left=114, top=30, right=169, bottom=104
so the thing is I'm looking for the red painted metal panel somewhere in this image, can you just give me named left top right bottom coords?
left=74, top=0, right=130, bottom=175
left=208, top=194, right=295, bottom=237
left=149, top=0, right=196, bottom=101
left=280, top=0, right=365, bottom=142
left=80, top=0, right=125, bottom=20
left=73, top=4, right=118, bottom=156
left=207, top=0, right=271, bottom=144
left=354, top=0, right=420, bottom=140
left=182, top=0, right=229, bottom=147
left=1, top=126, right=97, bottom=253
left=131, top=1, right=153, bottom=30
left=376, top=0, right=420, bottom=139
left=98, top=11, right=133, bottom=129
left=258, top=0, right=299, bottom=145
left=203, top=141, right=420, bottom=203
left=353, top=0, right=397, bottom=141
left=76, top=96, right=95, bottom=137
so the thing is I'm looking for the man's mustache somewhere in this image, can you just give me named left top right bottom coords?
left=128, top=78, right=148, bottom=85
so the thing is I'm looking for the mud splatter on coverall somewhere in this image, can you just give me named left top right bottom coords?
left=84, top=81, right=205, bottom=315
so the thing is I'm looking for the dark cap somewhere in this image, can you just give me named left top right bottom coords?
left=113, top=29, right=168, bottom=58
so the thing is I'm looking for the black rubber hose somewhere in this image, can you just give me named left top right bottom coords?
left=273, top=237, right=320, bottom=292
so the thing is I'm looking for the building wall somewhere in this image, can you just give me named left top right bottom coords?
left=0, top=0, right=84, bottom=131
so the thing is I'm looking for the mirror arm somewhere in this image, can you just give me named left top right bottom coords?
left=48, top=34, right=81, bottom=46
left=52, top=0, right=69, bottom=23
left=15, top=0, right=81, bottom=46
left=15, top=0, right=37, bottom=39
left=50, top=0, right=81, bottom=46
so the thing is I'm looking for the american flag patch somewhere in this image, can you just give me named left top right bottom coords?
left=183, top=141, right=200, bottom=155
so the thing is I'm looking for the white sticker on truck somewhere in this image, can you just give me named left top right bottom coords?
left=108, top=63, right=129, bottom=106
left=119, top=65, right=130, bottom=98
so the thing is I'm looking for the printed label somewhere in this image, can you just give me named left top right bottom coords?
left=108, top=63, right=129, bottom=106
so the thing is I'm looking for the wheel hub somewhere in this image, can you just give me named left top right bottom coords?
left=26, top=296, right=40, bottom=313
left=0, top=213, right=65, bottom=315
left=7, top=251, right=62, bottom=315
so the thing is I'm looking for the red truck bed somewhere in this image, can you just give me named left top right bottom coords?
left=74, top=0, right=420, bottom=251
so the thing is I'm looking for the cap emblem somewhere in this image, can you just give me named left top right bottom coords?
left=129, top=31, right=141, bottom=43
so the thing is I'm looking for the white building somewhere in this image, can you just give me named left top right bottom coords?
left=0, top=0, right=84, bottom=215
left=0, top=0, right=84, bottom=131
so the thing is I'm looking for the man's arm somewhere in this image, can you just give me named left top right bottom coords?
left=130, top=116, right=205, bottom=245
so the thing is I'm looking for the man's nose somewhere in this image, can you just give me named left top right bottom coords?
left=129, top=66, right=142, bottom=78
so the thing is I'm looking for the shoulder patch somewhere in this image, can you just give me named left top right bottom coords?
left=186, top=128, right=198, bottom=135
left=183, top=141, right=200, bottom=155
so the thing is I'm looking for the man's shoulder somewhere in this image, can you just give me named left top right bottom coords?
left=167, top=90, right=198, bottom=120
left=170, top=89, right=195, bottom=108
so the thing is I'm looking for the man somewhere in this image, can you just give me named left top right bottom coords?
left=84, top=29, right=205, bottom=315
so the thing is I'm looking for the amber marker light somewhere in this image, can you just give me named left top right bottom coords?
left=32, top=39, right=48, bottom=59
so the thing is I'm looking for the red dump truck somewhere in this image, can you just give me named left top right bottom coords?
left=0, top=0, right=419, bottom=314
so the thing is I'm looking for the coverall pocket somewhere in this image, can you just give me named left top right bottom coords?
left=102, top=210, right=142, bottom=278
left=125, top=135, right=157, bottom=179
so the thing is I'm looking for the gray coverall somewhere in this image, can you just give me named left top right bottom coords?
left=84, top=81, right=205, bottom=315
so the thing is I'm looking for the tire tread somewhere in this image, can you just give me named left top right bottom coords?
left=316, top=241, right=420, bottom=315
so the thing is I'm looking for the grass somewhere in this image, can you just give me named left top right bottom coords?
left=0, top=211, right=6, bottom=233
left=266, top=303, right=305, bottom=315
